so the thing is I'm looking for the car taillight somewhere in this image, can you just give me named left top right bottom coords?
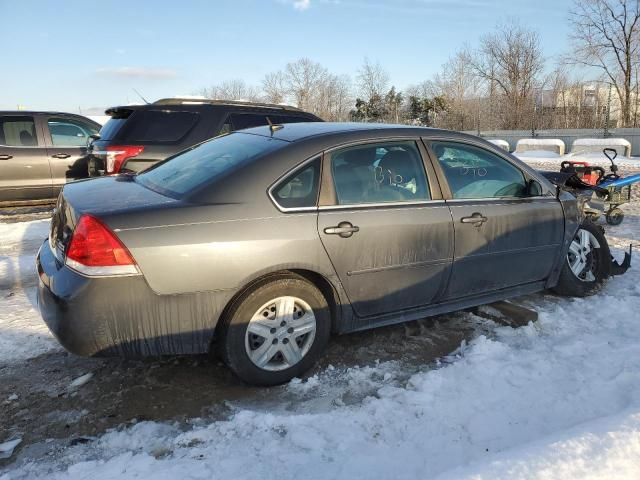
left=65, top=214, right=139, bottom=276
left=105, top=145, right=144, bottom=174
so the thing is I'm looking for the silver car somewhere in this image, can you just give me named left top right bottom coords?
left=37, top=123, right=618, bottom=385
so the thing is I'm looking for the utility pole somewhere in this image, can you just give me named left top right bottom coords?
left=531, top=88, right=537, bottom=138
left=476, top=96, right=481, bottom=136
left=604, top=84, right=612, bottom=138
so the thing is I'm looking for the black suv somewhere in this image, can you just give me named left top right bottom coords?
left=0, top=112, right=100, bottom=204
left=88, top=98, right=322, bottom=176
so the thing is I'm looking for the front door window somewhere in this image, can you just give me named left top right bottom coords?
left=431, top=141, right=527, bottom=199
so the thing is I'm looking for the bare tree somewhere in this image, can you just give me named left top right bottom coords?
left=315, top=74, right=353, bottom=121
left=568, top=0, right=640, bottom=127
left=261, top=58, right=354, bottom=120
left=356, top=58, right=390, bottom=101
left=284, top=58, right=329, bottom=110
left=405, top=80, right=439, bottom=100
left=262, top=71, right=288, bottom=104
left=470, top=22, right=544, bottom=129
left=204, top=79, right=261, bottom=101
left=432, top=50, right=481, bottom=130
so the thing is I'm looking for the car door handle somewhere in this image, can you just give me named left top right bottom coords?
left=461, top=213, right=487, bottom=225
left=52, top=153, right=71, bottom=159
left=324, top=222, right=360, bottom=238
left=0, top=155, right=12, bottom=160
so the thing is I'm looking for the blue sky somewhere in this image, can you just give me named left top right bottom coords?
left=0, top=0, right=573, bottom=113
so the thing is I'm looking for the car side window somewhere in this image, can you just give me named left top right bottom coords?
left=272, top=158, right=321, bottom=209
left=48, top=117, right=99, bottom=147
left=229, top=114, right=269, bottom=130
left=431, top=141, right=527, bottom=199
left=0, top=116, right=38, bottom=147
left=330, top=141, right=430, bottom=205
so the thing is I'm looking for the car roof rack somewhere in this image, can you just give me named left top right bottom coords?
left=152, top=97, right=304, bottom=112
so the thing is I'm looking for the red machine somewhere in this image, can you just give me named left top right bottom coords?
left=559, top=160, right=605, bottom=186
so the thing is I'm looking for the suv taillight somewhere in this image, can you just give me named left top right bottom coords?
left=65, top=214, right=139, bottom=276
left=105, top=145, right=144, bottom=174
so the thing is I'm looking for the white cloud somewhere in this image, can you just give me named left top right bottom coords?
left=95, top=67, right=177, bottom=80
left=278, top=0, right=311, bottom=11
left=293, top=0, right=311, bottom=10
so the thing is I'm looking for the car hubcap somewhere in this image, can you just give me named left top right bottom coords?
left=245, top=296, right=316, bottom=371
left=567, top=228, right=600, bottom=282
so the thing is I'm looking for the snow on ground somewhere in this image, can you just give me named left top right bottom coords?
left=1, top=210, right=640, bottom=479
left=0, top=220, right=59, bottom=364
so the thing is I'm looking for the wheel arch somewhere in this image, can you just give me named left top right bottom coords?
left=210, top=268, right=349, bottom=350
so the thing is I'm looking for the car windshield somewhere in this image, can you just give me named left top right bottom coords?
left=136, top=132, right=287, bottom=198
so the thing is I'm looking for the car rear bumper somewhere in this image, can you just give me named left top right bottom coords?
left=36, top=239, right=230, bottom=357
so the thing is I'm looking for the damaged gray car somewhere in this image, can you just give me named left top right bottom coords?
left=36, top=123, right=630, bottom=385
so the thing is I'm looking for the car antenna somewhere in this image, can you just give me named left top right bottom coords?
left=266, top=116, right=284, bottom=134
left=133, top=88, right=150, bottom=105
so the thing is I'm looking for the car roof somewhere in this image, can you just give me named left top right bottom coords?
left=0, top=111, right=92, bottom=116
left=105, top=100, right=316, bottom=116
left=240, top=122, right=469, bottom=143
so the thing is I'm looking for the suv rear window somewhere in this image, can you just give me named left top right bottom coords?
left=99, top=118, right=127, bottom=141
left=125, top=110, right=199, bottom=142
left=136, top=132, right=287, bottom=198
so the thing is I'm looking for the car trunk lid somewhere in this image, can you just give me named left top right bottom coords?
left=49, top=176, right=177, bottom=260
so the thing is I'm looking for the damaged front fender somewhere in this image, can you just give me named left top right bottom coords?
left=611, top=244, right=632, bottom=276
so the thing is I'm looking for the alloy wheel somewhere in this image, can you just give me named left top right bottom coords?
left=567, top=228, right=601, bottom=282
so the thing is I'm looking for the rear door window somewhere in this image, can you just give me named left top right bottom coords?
left=0, top=116, right=38, bottom=146
left=125, top=110, right=199, bottom=142
left=227, top=113, right=316, bottom=132
left=269, top=114, right=316, bottom=124
left=330, top=141, right=430, bottom=205
left=47, top=117, right=99, bottom=146
left=228, top=113, right=269, bottom=130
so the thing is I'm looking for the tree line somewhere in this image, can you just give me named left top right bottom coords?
left=199, top=0, right=640, bottom=131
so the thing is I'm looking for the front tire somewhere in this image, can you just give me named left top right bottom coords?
left=552, top=221, right=611, bottom=297
left=219, top=275, right=331, bottom=386
left=606, top=207, right=624, bottom=226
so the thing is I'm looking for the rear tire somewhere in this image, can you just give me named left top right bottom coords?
left=219, top=275, right=331, bottom=386
left=552, top=221, right=611, bottom=297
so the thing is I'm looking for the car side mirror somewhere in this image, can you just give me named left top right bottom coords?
left=526, top=179, right=543, bottom=197
left=87, top=133, right=100, bottom=148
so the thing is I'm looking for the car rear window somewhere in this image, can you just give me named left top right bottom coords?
left=136, top=132, right=287, bottom=198
left=99, top=118, right=128, bottom=141
left=125, top=110, right=199, bottom=142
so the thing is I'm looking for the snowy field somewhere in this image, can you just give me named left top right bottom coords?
left=514, top=149, right=640, bottom=169
left=1, top=207, right=640, bottom=479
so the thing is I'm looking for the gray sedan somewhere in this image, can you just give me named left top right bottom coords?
left=37, top=123, right=616, bottom=385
